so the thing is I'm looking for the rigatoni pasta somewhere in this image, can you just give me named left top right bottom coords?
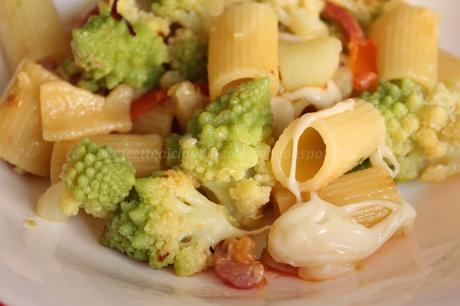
left=0, top=60, right=59, bottom=177
left=371, top=5, right=439, bottom=90
left=0, top=0, right=70, bottom=73
left=439, top=49, right=460, bottom=93
left=208, top=2, right=279, bottom=99
left=50, top=134, right=164, bottom=183
left=40, top=82, right=133, bottom=141
left=0, top=0, right=451, bottom=286
left=318, top=166, right=402, bottom=206
left=272, top=167, right=401, bottom=227
left=132, top=103, right=175, bottom=136
left=271, top=100, right=385, bottom=196
left=279, top=37, right=342, bottom=91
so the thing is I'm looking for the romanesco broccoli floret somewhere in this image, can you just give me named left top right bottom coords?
left=151, top=0, right=204, bottom=31
left=71, top=12, right=168, bottom=90
left=168, top=78, right=275, bottom=227
left=60, top=138, right=135, bottom=217
left=167, top=29, right=207, bottom=83
left=101, top=170, right=247, bottom=276
left=362, top=79, right=460, bottom=181
left=112, top=0, right=171, bottom=35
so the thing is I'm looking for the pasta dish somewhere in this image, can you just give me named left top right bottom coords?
left=0, top=0, right=459, bottom=289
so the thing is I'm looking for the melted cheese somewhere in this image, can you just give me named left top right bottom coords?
left=271, top=81, right=343, bottom=137
left=268, top=193, right=417, bottom=280
left=279, top=32, right=307, bottom=42
left=282, top=81, right=343, bottom=110
left=370, top=144, right=400, bottom=178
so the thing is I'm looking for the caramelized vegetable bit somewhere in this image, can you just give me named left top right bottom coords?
left=214, top=237, right=266, bottom=289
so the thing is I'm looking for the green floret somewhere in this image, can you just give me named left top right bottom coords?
left=71, top=13, right=168, bottom=90
left=151, top=0, right=203, bottom=31
left=60, top=138, right=135, bottom=217
left=101, top=170, right=246, bottom=276
left=362, top=79, right=460, bottom=182
left=168, top=78, right=275, bottom=227
left=115, top=0, right=171, bottom=35
left=168, top=29, right=207, bottom=83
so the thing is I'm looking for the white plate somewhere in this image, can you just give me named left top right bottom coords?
left=1, top=1, right=460, bottom=305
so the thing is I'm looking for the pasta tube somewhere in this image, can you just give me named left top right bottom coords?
left=279, top=37, right=342, bottom=91
left=371, top=5, right=439, bottom=90
left=271, top=100, right=385, bottom=196
left=318, top=167, right=401, bottom=206
left=272, top=167, right=400, bottom=228
left=132, top=103, right=175, bottom=137
left=40, top=82, right=133, bottom=141
left=50, top=134, right=164, bottom=183
left=208, top=2, right=279, bottom=99
left=0, top=60, right=59, bottom=177
left=0, top=0, right=70, bottom=73
left=439, top=49, right=460, bottom=93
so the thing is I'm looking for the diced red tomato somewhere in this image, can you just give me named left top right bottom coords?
left=130, top=89, right=168, bottom=121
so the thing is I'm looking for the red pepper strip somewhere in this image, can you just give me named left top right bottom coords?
left=349, top=38, right=379, bottom=92
left=322, top=1, right=364, bottom=42
left=130, top=89, right=167, bottom=121
left=322, top=1, right=379, bottom=93
left=353, top=71, right=379, bottom=93
left=349, top=39, right=378, bottom=75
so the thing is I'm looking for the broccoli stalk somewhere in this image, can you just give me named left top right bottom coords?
left=101, top=170, right=248, bottom=276
left=71, top=12, right=168, bottom=90
left=167, top=78, right=276, bottom=227
left=362, top=79, right=460, bottom=181
left=60, top=138, right=136, bottom=218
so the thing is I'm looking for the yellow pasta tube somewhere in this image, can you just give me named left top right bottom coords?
left=371, top=5, right=439, bottom=90
left=439, top=49, right=460, bottom=93
left=0, top=60, right=59, bottom=177
left=271, top=183, right=297, bottom=217
left=271, top=100, right=385, bottom=196
left=132, top=103, right=175, bottom=137
left=208, top=2, right=279, bottom=99
left=279, top=36, right=342, bottom=91
left=318, top=167, right=402, bottom=206
left=40, top=82, right=133, bottom=141
left=0, top=0, right=70, bottom=73
left=272, top=167, right=400, bottom=227
left=50, top=134, right=164, bottom=183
